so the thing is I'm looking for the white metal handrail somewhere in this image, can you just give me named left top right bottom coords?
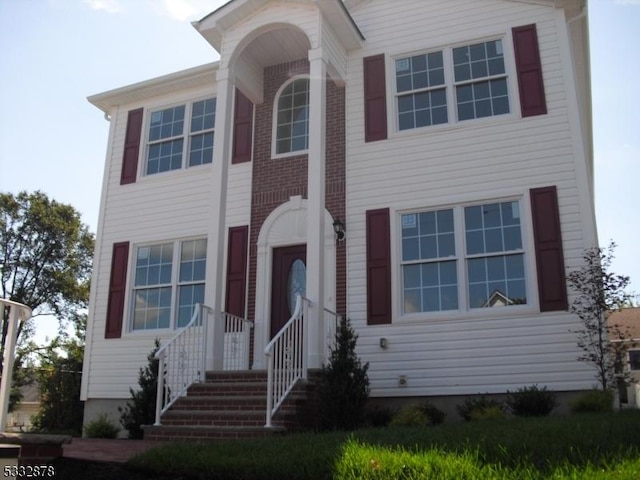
left=0, top=299, right=32, bottom=433
left=264, top=294, right=310, bottom=428
left=154, top=303, right=209, bottom=426
left=222, top=312, right=254, bottom=370
left=154, top=305, right=254, bottom=426
left=323, top=306, right=342, bottom=356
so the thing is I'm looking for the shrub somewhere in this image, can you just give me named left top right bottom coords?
left=84, top=413, right=120, bottom=439
left=390, top=404, right=430, bottom=427
left=119, top=340, right=160, bottom=439
left=457, top=395, right=505, bottom=421
left=364, top=405, right=394, bottom=428
left=506, top=385, right=557, bottom=417
left=421, top=402, right=446, bottom=425
left=315, top=318, right=370, bottom=431
left=570, top=389, right=614, bottom=414
left=390, top=402, right=446, bottom=427
left=469, top=404, right=506, bottom=421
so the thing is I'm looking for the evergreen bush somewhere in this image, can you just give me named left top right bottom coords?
left=119, top=340, right=160, bottom=439
left=314, top=318, right=370, bottom=430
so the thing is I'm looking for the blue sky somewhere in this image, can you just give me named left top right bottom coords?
left=1, top=0, right=638, bottom=344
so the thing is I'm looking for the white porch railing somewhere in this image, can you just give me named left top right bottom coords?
left=323, top=306, right=342, bottom=357
left=0, top=299, right=32, bottom=434
left=154, top=304, right=253, bottom=426
left=264, top=294, right=310, bottom=428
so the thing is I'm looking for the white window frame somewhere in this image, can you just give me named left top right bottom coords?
left=129, top=237, right=207, bottom=332
left=144, top=97, right=216, bottom=176
left=271, top=75, right=310, bottom=159
left=629, top=349, right=640, bottom=371
left=391, top=33, right=517, bottom=134
left=397, top=195, right=536, bottom=321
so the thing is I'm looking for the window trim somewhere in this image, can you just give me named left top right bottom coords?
left=395, top=193, right=539, bottom=323
left=629, top=349, right=640, bottom=371
left=143, top=96, right=216, bottom=177
left=388, top=31, right=521, bottom=137
left=128, top=237, right=207, bottom=333
left=271, top=75, right=310, bottom=160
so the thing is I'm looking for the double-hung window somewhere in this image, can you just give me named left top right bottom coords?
left=453, top=40, right=509, bottom=121
left=396, top=52, right=448, bottom=130
left=132, top=238, right=207, bottom=330
left=401, top=209, right=458, bottom=313
left=146, top=98, right=216, bottom=175
left=465, top=201, right=526, bottom=307
left=401, top=199, right=526, bottom=315
left=394, top=38, right=510, bottom=131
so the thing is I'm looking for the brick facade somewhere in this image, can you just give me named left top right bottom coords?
left=246, top=59, right=346, bottom=360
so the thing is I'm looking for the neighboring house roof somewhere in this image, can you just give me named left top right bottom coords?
left=609, top=307, right=640, bottom=341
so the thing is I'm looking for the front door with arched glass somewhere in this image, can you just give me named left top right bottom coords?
left=270, top=245, right=306, bottom=338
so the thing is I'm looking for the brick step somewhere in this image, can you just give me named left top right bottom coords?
left=143, top=425, right=286, bottom=442
left=187, top=381, right=268, bottom=396
left=162, top=410, right=271, bottom=427
left=205, top=370, right=268, bottom=382
left=172, top=395, right=267, bottom=410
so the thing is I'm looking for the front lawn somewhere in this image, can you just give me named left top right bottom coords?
left=127, top=410, right=640, bottom=479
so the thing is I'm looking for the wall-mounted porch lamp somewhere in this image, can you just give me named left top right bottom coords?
left=333, top=218, right=346, bottom=242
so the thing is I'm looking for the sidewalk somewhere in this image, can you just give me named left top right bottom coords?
left=62, top=438, right=166, bottom=463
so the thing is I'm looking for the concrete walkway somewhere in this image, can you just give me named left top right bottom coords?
left=63, top=438, right=166, bottom=463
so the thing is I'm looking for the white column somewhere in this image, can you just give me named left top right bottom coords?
left=306, top=48, right=327, bottom=368
left=205, top=68, right=234, bottom=370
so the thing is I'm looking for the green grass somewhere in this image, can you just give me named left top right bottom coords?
left=127, top=411, right=640, bottom=479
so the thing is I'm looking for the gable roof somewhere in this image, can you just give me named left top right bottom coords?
left=194, top=0, right=364, bottom=54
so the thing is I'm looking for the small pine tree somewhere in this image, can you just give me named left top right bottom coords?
left=315, top=318, right=370, bottom=431
left=119, top=340, right=160, bottom=439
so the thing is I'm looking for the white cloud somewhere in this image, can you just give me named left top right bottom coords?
left=162, top=0, right=220, bottom=22
left=615, top=0, right=640, bottom=5
left=83, top=0, right=123, bottom=14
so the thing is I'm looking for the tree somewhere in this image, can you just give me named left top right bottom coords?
left=567, top=241, right=634, bottom=392
left=31, top=329, right=85, bottom=435
left=315, top=318, right=370, bottom=431
left=119, top=340, right=160, bottom=439
left=0, top=190, right=94, bottom=375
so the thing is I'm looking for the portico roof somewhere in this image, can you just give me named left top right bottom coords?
left=193, top=0, right=364, bottom=56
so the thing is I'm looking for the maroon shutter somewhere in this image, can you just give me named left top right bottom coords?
left=121, top=108, right=143, bottom=184
left=513, top=24, right=547, bottom=117
left=225, top=226, right=249, bottom=317
left=366, top=209, right=391, bottom=325
left=105, top=242, right=129, bottom=338
left=232, top=89, right=253, bottom=164
left=530, top=186, right=567, bottom=312
left=363, top=55, right=388, bottom=142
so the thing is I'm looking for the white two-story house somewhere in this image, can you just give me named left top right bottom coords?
left=82, top=0, right=596, bottom=437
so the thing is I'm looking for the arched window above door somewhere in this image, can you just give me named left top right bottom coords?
left=273, top=77, right=310, bottom=156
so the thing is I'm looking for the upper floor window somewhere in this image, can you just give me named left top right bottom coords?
left=394, top=38, right=510, bottom=132
left=453, top=40, right=509, bottom=121
left=274, top=78, right=309, bottom=155
left=132, top=238, right=207, bottom=330
left=630, top=350, right=640, bottom=371
left=400, top=199, right=526, bottom=315
left=146, top=98, right=215, bottom=175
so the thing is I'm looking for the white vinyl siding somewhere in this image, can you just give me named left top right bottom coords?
left=346, top=0, right=597, bottom=396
